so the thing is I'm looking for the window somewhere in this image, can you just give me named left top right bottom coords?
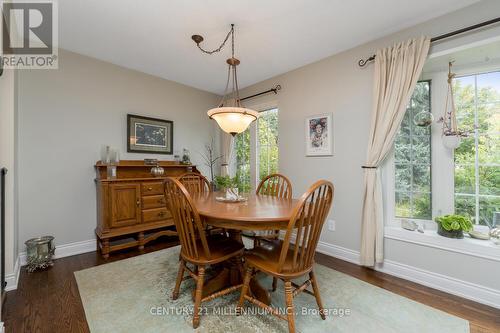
left=234, top=107, right=279, bottom=191
left=454, top=72, right=500, bottom=226
left=258, top=108, right=279, bottom=181
left=394, top=81, right=432, bottom=219
left=235, top=128, right=251, bottom=192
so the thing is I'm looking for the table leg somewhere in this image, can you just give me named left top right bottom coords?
left=200, top=260, right=271, bottom=305
left=200, top=267, right=230, bottom=298
left=249, top=276, right=271, bottom=305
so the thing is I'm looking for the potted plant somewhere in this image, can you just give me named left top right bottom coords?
left=434, top=214, right=472, bottom=239
left=215, top=175, right=239, bottom=200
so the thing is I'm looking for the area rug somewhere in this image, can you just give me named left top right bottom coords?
left=75, top=246, right=469, bottom=333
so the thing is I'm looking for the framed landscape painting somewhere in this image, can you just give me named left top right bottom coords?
left=305, top=113, right=333, bottom=156
left=127, top=114, right=173, bottom=154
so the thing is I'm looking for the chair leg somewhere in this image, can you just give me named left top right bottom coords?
left=284, top=281, right=296, bottom=333
left=272, top=277, right=278, bottom=291
left=172, top=259, right=185, bottom=300
left=236, top=267, right=253, bottom=315
left=309, top=270, right=326, bottom=320
left=193, top=266, right=205, bottom=329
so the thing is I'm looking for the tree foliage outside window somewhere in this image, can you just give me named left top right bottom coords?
left=258, top=109, right=279, bottom=181
left=394, top=81, right=432, bottom=219
left=235, top=128, right=251, bottom=192
left=454, top=72, right=500, bottom=226
left=234, top=108, right=279, bottom=192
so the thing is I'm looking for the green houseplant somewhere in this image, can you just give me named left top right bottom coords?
left=214, top=175, right=237, bottom=190
left=215, top=176, right=239, bottom=200
left=434, top=214, right=473, bottom=239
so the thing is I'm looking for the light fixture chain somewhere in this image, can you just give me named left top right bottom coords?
left=196, top=25, right=234, bottom=55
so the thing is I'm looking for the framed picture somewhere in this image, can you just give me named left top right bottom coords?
left=127, top=114, right=173, bottom=154
left=305, top=113, right=333, bottom=156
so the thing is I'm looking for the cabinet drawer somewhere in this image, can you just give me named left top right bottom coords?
left=142, top=195, right=167, bottom=210
left=141, top=182, right=164, bottom=196
left=142, top=207, right=171, bottom=223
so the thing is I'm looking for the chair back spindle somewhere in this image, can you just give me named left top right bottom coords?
left=165, top=177, right=210, bottom=261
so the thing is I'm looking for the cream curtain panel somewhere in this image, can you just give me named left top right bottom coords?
left=360, top=37, right=431, bottom=266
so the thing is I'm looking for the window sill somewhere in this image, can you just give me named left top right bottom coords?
left=384, top=226, right=500, bottom=262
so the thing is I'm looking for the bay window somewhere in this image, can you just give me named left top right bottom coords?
left=388, top=72, right=499, bottom=229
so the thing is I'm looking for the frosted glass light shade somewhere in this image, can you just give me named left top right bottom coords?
left=207, top=107, right=259, bottom=135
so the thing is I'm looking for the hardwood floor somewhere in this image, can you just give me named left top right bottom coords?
left=3, top=239, right=499, bottom=333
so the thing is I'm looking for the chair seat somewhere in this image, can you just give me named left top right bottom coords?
left=181, top=234, right=244, bottom=265
left=245, top=240, right=312, bottom=278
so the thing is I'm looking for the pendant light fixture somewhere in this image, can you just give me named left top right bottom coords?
left=192, top=24, right=259, bottom=136
left=439, top=61, right=468, bottom=149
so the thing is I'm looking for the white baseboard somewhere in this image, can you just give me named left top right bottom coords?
left=316, top=241, right=361, bottom=265
left=376, top=259, right=500, bottom=309
left=4, top=256, right=21, bottom=292
left=6, top=239, right=97, bottom=291
left=315, top=240, right=499, bottom=309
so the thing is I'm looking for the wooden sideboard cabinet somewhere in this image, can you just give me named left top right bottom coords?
left=95, top=160, right=198, bottom=258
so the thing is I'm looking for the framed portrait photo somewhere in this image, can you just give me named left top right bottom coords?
left=127, top=114, right=173, bottom=154
left=305, top=113, right=333, bottom=156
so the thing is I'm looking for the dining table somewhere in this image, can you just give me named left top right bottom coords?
left=190, top=191, right=299, bottom=305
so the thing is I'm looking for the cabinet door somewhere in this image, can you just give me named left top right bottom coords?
left=110, top=183, right=141, bottom=228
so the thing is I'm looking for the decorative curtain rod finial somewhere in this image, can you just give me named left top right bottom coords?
left=358, top=55, right=376, bottom=67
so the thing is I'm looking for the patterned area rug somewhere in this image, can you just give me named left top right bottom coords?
left=75, top=246, right=469, bottom=333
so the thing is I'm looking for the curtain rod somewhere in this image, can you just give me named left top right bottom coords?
left=241, top=85, right=281, bottom=102
left=357, top=16, right=500, bottom=67
left=219, top=85, right=282, bottom=107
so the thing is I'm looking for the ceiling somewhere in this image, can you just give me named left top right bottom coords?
left=423, top=39, right=500, bottom=74
left=56, top=0, right=479, bottom=94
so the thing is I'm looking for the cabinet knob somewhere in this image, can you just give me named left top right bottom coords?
left=148, top=187, right=153, bottom=191
left=158, top=211, right=166, bottom=217
left=136, top=199, right=140, bottom=206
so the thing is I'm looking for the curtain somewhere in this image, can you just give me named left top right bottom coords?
left=360, top=37, right=430, bottom=266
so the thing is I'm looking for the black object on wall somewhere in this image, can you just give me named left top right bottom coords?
left=1, top=167, right=7, bottom=296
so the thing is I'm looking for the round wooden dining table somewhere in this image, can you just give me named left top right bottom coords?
left=190, top=191, right=299, bottom=305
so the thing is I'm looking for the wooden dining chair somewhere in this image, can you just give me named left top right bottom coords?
left=165, top=177, right=245, bottom=329
left=236, top=180, right=334, bottom=333
left=178, top=172, right=211, bottom=194
left=252, top=173, right=293, bottom=246
left=178, top=172, right=226, bottom=236
left=256, top=173, right=292, bottom=199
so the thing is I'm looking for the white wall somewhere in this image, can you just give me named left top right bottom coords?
left=17, top=49, right=219, bottom=252
left=238, top=0, right=500, bottom=300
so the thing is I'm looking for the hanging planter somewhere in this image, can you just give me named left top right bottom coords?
left=438, top=61, right=468, bottom=150
left=442, top=132, right=463, bottom=150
